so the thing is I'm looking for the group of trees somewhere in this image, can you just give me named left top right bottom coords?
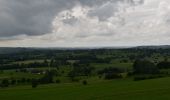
left=132, top=59, right=170, bottom=81
left=133, top=60, right=159, bottom=74
left=39, top=70, right=58, bottom=84
left=133, top=59, right=170, bottom=75
left=98, top=67, right=123, bottom=80
left=68, top=63, right=95, bottom=80
left=0, top=78, right=32, bottom=88
left=0, top=69, right=60, bottom=88
left=0, top=59, right=60, bottom=70
left=157, top=60, right=170, bottom=69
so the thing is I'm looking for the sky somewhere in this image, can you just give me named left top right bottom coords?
left=0, top=0, right=170, bottom=47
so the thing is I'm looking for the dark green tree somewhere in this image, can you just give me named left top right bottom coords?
left=1, top=79, right=9, bottom=87
left=31, top=78, right=38, bottom=88
left=133, top=60, right=159, bottom=74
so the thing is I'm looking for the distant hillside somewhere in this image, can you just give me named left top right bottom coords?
left=0, top=45, right=170, bottom=54
left=134, top=45, right=170, bottom=49
left=0, top=47, right=35, bottom=54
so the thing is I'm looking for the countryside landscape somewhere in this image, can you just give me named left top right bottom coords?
left=1, top=0, right=170, bottom=99
left=0, top=46, right=170, bottom=100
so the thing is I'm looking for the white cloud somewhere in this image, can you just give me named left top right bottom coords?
left=0, top=0, right=170, bottom=47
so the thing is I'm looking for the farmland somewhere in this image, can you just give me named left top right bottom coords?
left=0, top=47, right=170, bottom=99
left=1, top=77, right=170, bottom=100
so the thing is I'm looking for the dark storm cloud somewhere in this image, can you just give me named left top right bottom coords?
left=0, top=0, right=143, bottom=38
left=0, top=0, right=77, bottom=37
left=0, top=0, right=124, bottom=37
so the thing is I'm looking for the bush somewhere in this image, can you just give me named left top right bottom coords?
left=17, top=79, right=21, bottom=84
left=71, top=78, right=80, bottom=82
left=26, top=78, right=31, bottom=83
left=21, top=78, right=26, bottom=83
left=134, top=76, right=147, bottom=81
left=56, top=79, right=61, bottom=83
left=98, top=67, right=122, bottom=75
left=104, top=73, right=122, bottom=80
left=1, top=79, right=9, bottom=87
left=157, top=61, right=170, bottom=69
left=82, top=80, right=87, bottom=85
left=98, top=75, right=102, bottom=79
left=11, top=79, right=16, bottom=85
left=134, top=75, right=163, bottom=81
left=39, top=71, right=54, bottom=84
left=31, top=79, right=38, bottom=88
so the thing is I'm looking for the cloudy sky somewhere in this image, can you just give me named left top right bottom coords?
left=0, top=0, right=170, bottom=47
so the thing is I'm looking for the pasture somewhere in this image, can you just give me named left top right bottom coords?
left=1, top=77, right=170, bottom=100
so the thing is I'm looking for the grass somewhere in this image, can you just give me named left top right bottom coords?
left=12, top=59, right=45, bottom=64
left=0, top=70, right=43, bottom=79
left=1, top=77, right=170, bottom=100
left=92, top=62, right=133, bottom=71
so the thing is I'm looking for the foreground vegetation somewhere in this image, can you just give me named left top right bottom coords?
left=1, top=77, right=170, bottom=100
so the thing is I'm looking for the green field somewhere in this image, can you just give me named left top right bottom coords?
left=1, top=77, right=170, bottom=100
left=0, top=47, right=170, bottom=100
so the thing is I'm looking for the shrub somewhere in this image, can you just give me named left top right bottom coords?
left=134, top=75, right=163, bottom=81
left=17, top=79, right=21, bottom=84
left=71, top=78, right=80, bottom=82
left=11, top=79, right=16, bottom=85
left=82, top=80, right=87, bottom=85
left=98, top=67, right=122, bottom=75
left=31, top=79, right=38, bottom=88
left=157, top=61, right=170, bottom=69
left=39, top=71, right=55, bottom=84
left=134, top=76, right=147, bottom=81
left=26, top=78, right=31, bottom=83
left=56, top=79, right=61, bottom=83
left=1, top=79, right=9, bottom=87
left=104, top=73, right=122, bottom=80
left=21, top=78, right=26, bottom=83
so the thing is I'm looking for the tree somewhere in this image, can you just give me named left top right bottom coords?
left=1, top=79, right=9, bottom=87
left=39, top=70, right=56, bottom=84
left=56, top=79, right=61, bottom=83
left=157, top=61, right=170, bottom=69
left=68, top=65, right=95, bottom=78
left=98, top=67, right=122, bottom=75
left=133, top=60, right=159, bottom=74
left=11, top=79, right=16, bottom=85
left=43, top=59, right=49, bottom=67
left=21, top=78, right=26, bottom=83
left=104, top=73, right=122, bottom=80
left=50, top=59, right=58, bottom=68
left=31, top=78, right=38, bottom=88
left=82, top=80, right=87, bottom=85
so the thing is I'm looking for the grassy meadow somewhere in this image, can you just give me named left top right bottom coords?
left=1, top=77, right=170, bottom=100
